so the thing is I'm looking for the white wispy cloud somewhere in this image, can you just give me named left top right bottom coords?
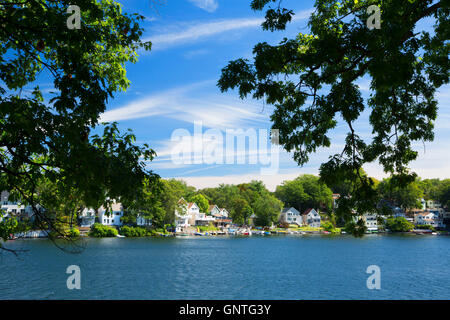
left=145, top=8, right=313, bottom=50
left=188, top=0, right=219, bottom=13
left=183, top=48, right=211, bottom=59
left=146, top=17, right=264, bottom=50
left=99, top=81, right=270, bottom=129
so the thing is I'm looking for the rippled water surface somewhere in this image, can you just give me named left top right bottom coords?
left=1, top=235, right=449, bottom=299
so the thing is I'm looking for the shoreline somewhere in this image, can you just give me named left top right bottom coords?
left=8, top=229, right=449, bottom=240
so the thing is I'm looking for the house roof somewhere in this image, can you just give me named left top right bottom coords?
left=187, top=202, right=196, bottom=209
left=281, top=207, right=300, bottom=214
left=302, top=208, right=315, bottom=216
left=208, top=204, right=219, bottom=212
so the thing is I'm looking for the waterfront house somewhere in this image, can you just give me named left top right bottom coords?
left=279, top=207, right=302, bottom=226
left=175, top=198, right=217, bottom=230
left=219, top=208, right=229, bottom=218
left=414, top=212, right=445, bottom=228
left=210, top=204, right=232, bottom=227
left=136, top=214, right=153, bottom=227
left=98, top=202, right=124, bottom=227
left=193, top=211, right=216, bottom=226
left=79, top=208, right=96, bottom=227
left=362, top=213, right=378, bottom=232
left=208, top=205, right=221, bottom=216
left=213, top=217, right=232, bottom=228
left=0, top=191, right=35, bottom=222
left=426, top=200, right=442, bottom=210
left=302, top=208, right=321, bottom=228
left=186, top=202, right=201, bottom=226
left=174, top=198, right=192, bottom=232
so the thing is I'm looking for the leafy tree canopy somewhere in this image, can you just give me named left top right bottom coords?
left=0, top=0, right=158, bottom=252
left=188, top=194, right=210, bottom=213
left=377, top=177, right=423, bottom=212
left=218, top=0, right=448, bottom=230
left=384, top=216, right=415, bottom=232
left=275, top=174, right=333, bottom=212
left=200, top=180, right=282, bottom=227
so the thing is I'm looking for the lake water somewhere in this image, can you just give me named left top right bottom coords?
left=1, top=234, right=449, bottom=299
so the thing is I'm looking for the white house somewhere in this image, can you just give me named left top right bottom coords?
left=279, top=207, right=302, bottom=226
left=426, top=200, right=442, bottom=210
left=174, top=198, right=199, bottom=232
left=208, top=205, right=221, bottom=216
left=79, top=208, right=96, bottom=227
left=362, top=213, right=378, bottom=232
left=175, top=198, right=220, bottom=232
left=98, top=202, right=124, bottom=226
left=193, top=212, right=216, bottom=226
left=137, top=214, right=152, bottom=227
left=414, top=212, right=445, bottom=228
left=0, top=191, right=35, bottom=222
left=302, top=208, right=321, bottom=228
left=219, top=208, right=229, bottom=218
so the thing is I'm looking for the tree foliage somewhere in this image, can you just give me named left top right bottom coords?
left=275, top=174, right=333, bottom=212
left=188, top=194, right=209, bottom=213
left=384, top=217, right=415, bottom=232
left=0, top=0, right=158, bottom=252
left=218, top=0, right=449, bottom=231
left=200, top=180, right=282, bottom=227
left=89, top=223, right=118, bottom=237
left=377, top=177, right=423, bottom=212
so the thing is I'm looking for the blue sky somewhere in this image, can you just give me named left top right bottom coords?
left=38, top=0, right=450, bottom=190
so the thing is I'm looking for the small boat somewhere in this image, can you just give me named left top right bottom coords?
left=194, top=232, right=205, bottom=236
left=431, top=232, right=438, bottom=235
left=116, top=234, right=125, bottom=238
